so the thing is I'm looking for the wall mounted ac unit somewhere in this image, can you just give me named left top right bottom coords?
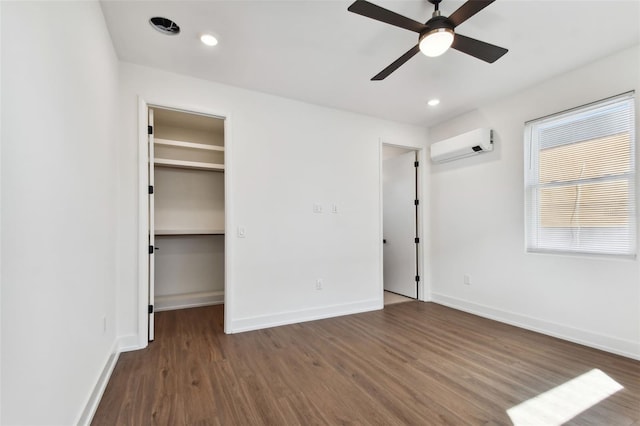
left=430, top=128, right=493, bottom=163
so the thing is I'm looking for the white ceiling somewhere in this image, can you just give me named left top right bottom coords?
left=100, top=0, right=640, bottom=127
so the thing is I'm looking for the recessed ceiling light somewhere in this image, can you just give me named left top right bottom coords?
left=428, top=99, right=440, bottom=107
left=200, top=34, right=218, bottom=47
left=149, top=17, right=180, bottom=35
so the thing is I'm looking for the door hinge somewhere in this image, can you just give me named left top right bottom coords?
left=148, top=185, right=154, bottom=194
left=415, top=275, right=420, bottom=282
left=414, top=161, right=419, bottom=167
left=148, top=125, right=153, bottom=135
left=414, top=237, right=420, bottom=244
left=149, top=245, right=154, bottom=254
left=148, top=305, right=154, bottom=314
left=414, top=199, right=419, bottom=206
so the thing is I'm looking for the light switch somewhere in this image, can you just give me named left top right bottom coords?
left=331, top=204, right=338, bottom=213
left=313, top=203, right=323, bottom=213
left=237, top=226, right=246, bottom=238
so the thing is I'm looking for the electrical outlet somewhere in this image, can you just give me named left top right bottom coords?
left=464, top=274, right=471, bottom=285
left=315, top=279, right=323, bottom=290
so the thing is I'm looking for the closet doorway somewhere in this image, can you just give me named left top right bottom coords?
left=382, top=145, right=420, bottom=301
left=140, top=101, right=229, bottom=342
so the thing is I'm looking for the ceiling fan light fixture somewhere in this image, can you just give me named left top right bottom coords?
left=419, top=28, right=454, bottom=57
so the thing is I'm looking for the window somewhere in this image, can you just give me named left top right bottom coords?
left=525, top=92, right=636, bottom=256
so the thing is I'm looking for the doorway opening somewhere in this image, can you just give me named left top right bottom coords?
left=138, top=98, right=231, bottom=347
left=382, top=144, right=421, bottom=305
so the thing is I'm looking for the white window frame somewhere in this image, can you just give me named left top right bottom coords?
left=524, top=92, right=636, bottom=257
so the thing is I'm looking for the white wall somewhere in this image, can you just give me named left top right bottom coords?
left=116, top=63, right=428, bottom=343
left=0, top=1, right=4, bottom=421
left=1, top=1, right=119, bottom=424
left=429, top=45, right=640, bottom=359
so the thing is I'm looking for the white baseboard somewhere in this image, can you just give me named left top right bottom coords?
left=431, top=293, right=640, bottom=361
left=229, top=298, right=382, bottom=333
left=76, top=340, right=121, bottom=426
left=155, top=290, right=224, bottom=312
left=118, top=333, right=145, bottom=353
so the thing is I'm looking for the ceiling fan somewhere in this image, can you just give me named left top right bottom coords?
left=348, top=0, right=508, bottom=80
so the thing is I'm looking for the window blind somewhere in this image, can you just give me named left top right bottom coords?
left=525, top=92, right=636, bottom=256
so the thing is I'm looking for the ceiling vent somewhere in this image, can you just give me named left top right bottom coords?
left=149, top=17, right=180, bottom=35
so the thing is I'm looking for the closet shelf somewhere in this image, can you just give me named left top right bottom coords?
left=155, top=229, right=225, bottom=236
left=155, top=158, right=224, bottom=172
left=155, top=138, right=224, bottom=152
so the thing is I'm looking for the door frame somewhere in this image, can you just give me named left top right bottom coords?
left=379, top=140, right=429, bottom=303
left=137, top=97, right=234, bottom=348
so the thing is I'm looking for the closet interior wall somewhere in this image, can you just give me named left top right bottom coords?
left=152, top=107, right=225, bottom=311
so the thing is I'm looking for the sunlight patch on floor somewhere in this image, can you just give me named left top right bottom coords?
left=507, top=368, right=623, bottom=426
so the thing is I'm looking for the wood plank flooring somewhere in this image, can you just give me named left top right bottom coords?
left=93, top=303, right=640, bottom=425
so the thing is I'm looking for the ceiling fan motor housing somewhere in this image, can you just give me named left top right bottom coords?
left=419, top=15, right=454, bottom=43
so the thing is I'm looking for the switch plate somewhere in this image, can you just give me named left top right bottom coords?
left=238, top=226, right=246, bottom=238
left=315, top=279, right=323, bottom=290
left=464, top=274, right=471, bottom=285
left=313, top=203, right=323, bottom=213
left=331, top=204, right=338, bottom=213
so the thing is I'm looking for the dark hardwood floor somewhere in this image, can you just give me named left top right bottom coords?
left=93, top=303, right=640, bottom=425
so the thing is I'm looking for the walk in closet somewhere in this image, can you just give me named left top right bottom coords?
left=150, top=107, right=225, bottom=314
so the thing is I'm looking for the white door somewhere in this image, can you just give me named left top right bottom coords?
left=383, top=150, right=417, bottom=298
left=148, top=108, right=156, bottom=341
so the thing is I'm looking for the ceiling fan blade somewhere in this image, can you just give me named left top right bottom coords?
left=348, top=0, right=426, bottom=33
left=447, top=0, right=495, bottom=27
left=451, top=33, right=508, bottom=63
left=372, top=45, right=421, bottom=80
